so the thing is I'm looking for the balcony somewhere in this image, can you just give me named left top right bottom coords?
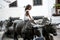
left=52, top=4, right=60, bottom=16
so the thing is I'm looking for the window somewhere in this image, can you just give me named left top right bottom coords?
left=33, top=0, right=42, bottom=6
left=57, top=0, right=60, bottom=4
left=9, top=0, right=17, bottom=7
left=3, top=0, right=17, bottom=7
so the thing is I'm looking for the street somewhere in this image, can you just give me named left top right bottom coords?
left=0, top=29, right=60, bottom=40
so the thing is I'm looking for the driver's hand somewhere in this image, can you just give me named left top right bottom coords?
left=31, top=20, right=36, bottom=24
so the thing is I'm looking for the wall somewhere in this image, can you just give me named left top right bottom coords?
left=0, top=0, right=60, bottom=24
